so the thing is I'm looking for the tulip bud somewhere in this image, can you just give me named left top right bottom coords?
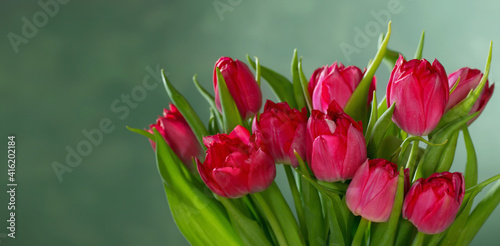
left=308, top=62, right=376, bottom=112
left=214, top=57, right=262, bottom=120
left=149, top=104, right=203, bottom=170
left=197, top=125, right=276, bottom=198
left=403, top=172, right=465, bottom=234
left=252, top=100, right=307, bottom=167
left=387, top=55, right=449, bottom=136
left=346, top=159, right=409, bottom=222
left=306, top=100, right=366, bottom=182
left=446, top=67, right=495, bottom=124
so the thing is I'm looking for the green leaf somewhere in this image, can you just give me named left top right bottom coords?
left=365, top=91, right=378, bottom=143
left=193, top=75, right=223, bottom=133
left=293, top=152, right=347, bottom=245
left=415, top=112, right=478, bottom=179
left=345, top=21, right=391, bottom=123
left=325, top=198, right=346, bottom=246
left=414, top=31, right=425, bottom=59
left=376, top=135, right=404, bottom=163
left=378, top=32, right=400, bottom=71
left=456, top=179, right=500, bottom=245
left=367, top=102, right=395, bottom=158
left=375, top=167, right=406, bottom=245
left=394, top=219, right=418, bottom=245
left=253, top=183, right=306, bottom=246
left=192, top=74, right=216, bottom=110
left=433, top=131, right=460, bottom=173
left=464, top=174, right=500, bottom=195
left=215, top=68, right=244, bottom=133
left=208, top=108, right=222, bottom=135
left=247, top=55, right=297, bottom=108
left=161, top=70, right=208, bottom=146
left=298, top=57, right=313, bottom=112
left=283, top=165, right=308, bottom=240
left=377, top=96, right=388, bottom=116
left=382, top=48, right=400, bottom=71
left=218, top=197, right=272, bottom=246
left=292, top=49, right=306, bottom=109
left=463, top=126, right=478, bottom=189
left=302, top=175, right=325, bottom=246
left=255, top=56, right=261, bottom=87
left=126, top=126, right=154, bottom=140
left=153, top=129, right=242, bottom=246
left=352, top=218, right=369, bottom=246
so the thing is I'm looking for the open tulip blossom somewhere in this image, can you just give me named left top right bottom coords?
left=131, top=23, right=500, bottom=246
left=197, top=125, right=276, bottom=198
left=252, top=100, right=307, bottom=167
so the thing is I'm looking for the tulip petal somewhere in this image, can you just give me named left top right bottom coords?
left=342, top=125, right=367, bottom=179
left=311, top=135, right=346, bottom=182
left=212, top=166, right=248, bottom=198
left=346, top=160, right=370, bottom=215
left=391, top=74, right=426, bottom=135
left=247, top=149, right=277, bottom=193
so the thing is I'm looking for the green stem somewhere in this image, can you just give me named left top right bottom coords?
left=352, top=218, right=369, bottom=246
left=251, top=192, right=289, bottom=246
left=406, top=139, right=420, bottom=180
left=283, top=165, right=307, bottom=238
left=412, top=232, right=425, bottom=246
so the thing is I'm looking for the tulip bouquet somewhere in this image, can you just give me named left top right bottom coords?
left=128, top=23, right=500, bottom=246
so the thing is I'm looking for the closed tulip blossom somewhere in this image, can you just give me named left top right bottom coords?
left=306, top=100, right=366, bottom=182
left=197, top=126, right=276, bottom=198
left=252, top=100, right=307, bottom=167
left=346, top=159, right=409, bottom=222
left=446, top=67, right=495, bottom=124
left=403, top=172, right=465, bottom=234
left=308, top=62, right=376, bottom=112
left=149, top=104, right=203, bottom=170
left=387, top=55, right=449, bottom=136
left=214, top=57, right=262, bottom=120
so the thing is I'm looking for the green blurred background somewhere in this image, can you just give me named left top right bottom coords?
left=1, top=0, right=499, bottom=245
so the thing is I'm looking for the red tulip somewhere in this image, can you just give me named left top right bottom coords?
left=149, top=104, right=202, bottom=170
left=306, top=101, right=366, bottom=182
left=308, top=62, right=376, bottom=112
left=214, top=57, right=262, bottom=120
left=446, top=67, right=495, bottom=124
left=387, top=55, right=449, bottom=136
left=197, top=125, right=276, bottom=198
left=252, top=101, right=307, bottom=167
left=346, top=159, right=409, bottom=222
left=403, top=172, right=465, bottom=234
